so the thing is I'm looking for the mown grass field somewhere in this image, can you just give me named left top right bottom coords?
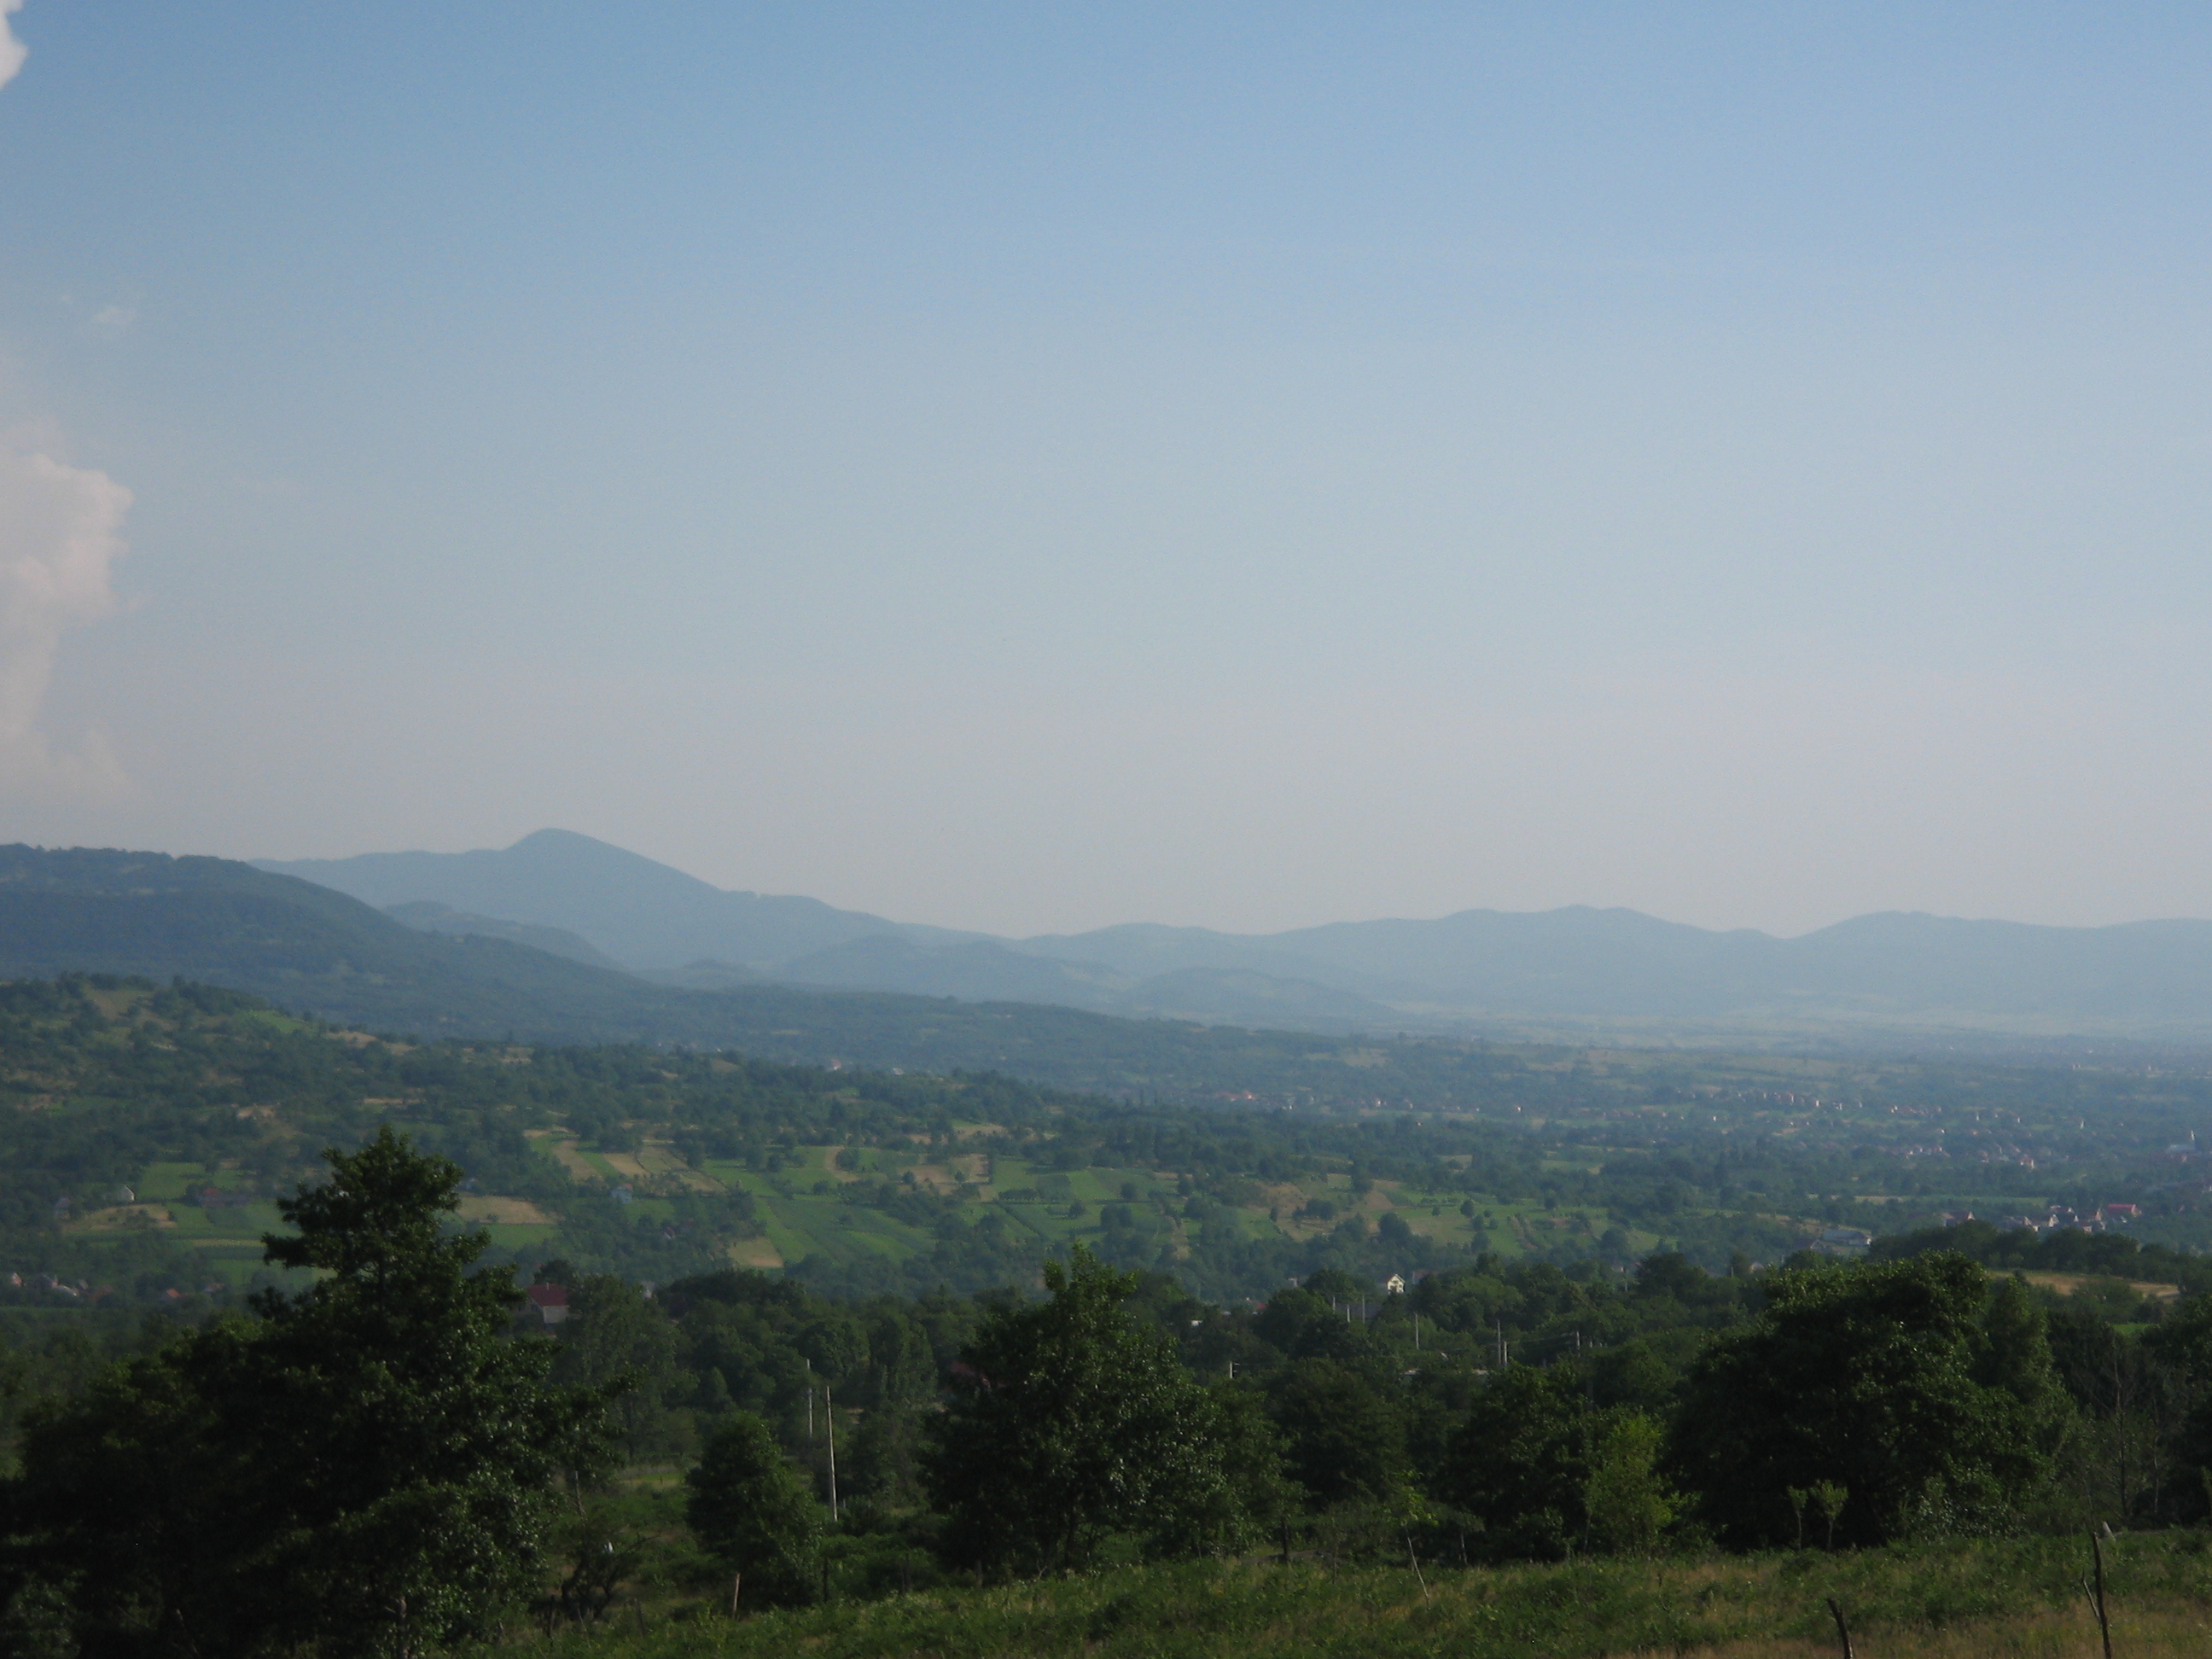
left=530, top=1534, right=2212, bottom=1659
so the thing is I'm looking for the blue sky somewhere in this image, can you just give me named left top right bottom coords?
left=3, top=3, right=2211, bottom=935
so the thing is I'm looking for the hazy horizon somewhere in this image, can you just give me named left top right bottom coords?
left=6, top=6, right=2212, bottom=939
left=251, top=827, right=2212, bottom=945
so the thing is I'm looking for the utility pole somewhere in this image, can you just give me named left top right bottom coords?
left=825, top=1385, right=839, bottom=1522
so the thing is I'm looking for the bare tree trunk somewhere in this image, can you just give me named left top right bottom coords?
left=2109, top=1347, right=2141, bottom=1521
left=2091, top=1532, right=2114, bottom=1659
left=1825, top=1598, right=1853, bottom=1659
left=825, top=1385, right=840, bottom=1521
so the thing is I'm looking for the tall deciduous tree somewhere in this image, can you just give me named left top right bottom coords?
left=684, top=1412, right=822, bottom=1608
left=0, top=1126, right=617, bottom=1657
left=1582, top=1412, right=1676, bottom=1556
left=922, top=1245, right=1232, bottom=1574
left=1439, top=1362, right=1596, bottom=1559
left=1266, top=1358, right=1408, bottom=1510
left=1670, top=1252, right=2064, bottom=1547
left=555, top=1274, right=685, bottom=1463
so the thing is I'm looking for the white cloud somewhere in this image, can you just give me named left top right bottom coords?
left=0, top=22, right=135, bottom=801
left=0, top=3, right=25, bottom=94
left=0, top=446, right=131, bottom=796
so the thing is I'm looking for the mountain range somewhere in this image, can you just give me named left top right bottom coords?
left=0, top=843, right=1415, bottom=1098
left=256, top=829, right=2212, bottom=1043
left=3, top=832, right=2209, bottom=1115
left=258, top=832, right=1402, bottom=1032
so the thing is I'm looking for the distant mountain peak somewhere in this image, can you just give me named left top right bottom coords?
left=254, top=835, right=908, bottom=972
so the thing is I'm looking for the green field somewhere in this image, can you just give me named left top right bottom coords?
left=480, top=1222, right=560, bottom=1250
left=132, top=1161, right=252, bottom=1201
left=530, top=1532, right=2212, bottom=1659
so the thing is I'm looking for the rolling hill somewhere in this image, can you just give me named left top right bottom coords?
left=0, top=843, right=1490, bottom=1102
left=257, top=829, right=980, bottom=970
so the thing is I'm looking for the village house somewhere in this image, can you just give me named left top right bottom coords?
left=520, top=1283, right=569, bottom=1329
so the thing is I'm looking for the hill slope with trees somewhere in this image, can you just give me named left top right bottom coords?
left=11, top=1125, right=2212, bottom=1655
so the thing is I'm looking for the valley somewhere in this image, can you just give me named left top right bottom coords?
left=10, top=973, right=2212, bottom=1311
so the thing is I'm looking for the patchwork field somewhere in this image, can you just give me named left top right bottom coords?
left=469, top=1129, right=1712, bottom=1284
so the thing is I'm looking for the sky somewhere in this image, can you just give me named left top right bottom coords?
left=3, top=3, right=2212, bottom=939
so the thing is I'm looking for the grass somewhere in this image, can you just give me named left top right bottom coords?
left=479, top=1223, right=561, bottom=1250
left=134, top=1161, right=206, bottom=1202
left=164, top=1202, right=284, bottom=1240
left=520, top=1532, right=2212, bottom=1659
left=131, top=1161, right=253, bottom=1201
left=578, top=1150, right=627, bottom=1185
left=752, top=1195, right=937, bottom=1266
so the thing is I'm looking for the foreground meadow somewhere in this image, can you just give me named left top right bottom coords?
left=527, top=1532, right=2212, bottom=1658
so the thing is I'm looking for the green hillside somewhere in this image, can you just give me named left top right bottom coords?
left=0, top=844, right=727, bottom=1035
left=9, top=973, right=2212, bottom=1312
left=0, top=974, right=1598, bottom=1306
